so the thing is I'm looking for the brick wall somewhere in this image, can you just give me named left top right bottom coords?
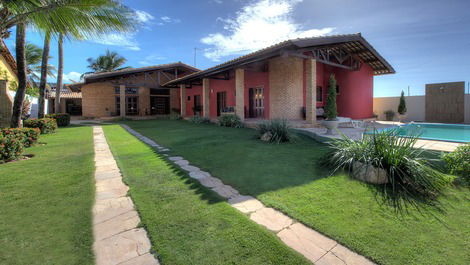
left=268, top=56, right=304, bottom=119
left=81, top=82, right=116, bottom=118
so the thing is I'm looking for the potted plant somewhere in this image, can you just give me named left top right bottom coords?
left=397, top=90, right=407, bottom=122
left=384, top=110, right=395, bottom=121
left=322, top=74, right=340, bottom=135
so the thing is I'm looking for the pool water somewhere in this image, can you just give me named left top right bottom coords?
left=371, top=123, right=470, bottom=143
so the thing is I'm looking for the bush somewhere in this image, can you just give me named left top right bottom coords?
left=398, top=91, right=407, bottom=115
left=324, top=74, right=338, bottom=120
left=0, top=133, right=24, bottom=163
left=24, top=118, right=57, bottom=134
left=1, top=128, right=40, bottom=147
left=325, top=129, right=453, bottom=202
left=257, top=119, right=293, bottom=143
left=384, top=110, right=395, bottom=121
left=442, top=143, right=470, bottom=186
left=217, top=114, right=243, bottom=128
left=46, top=113, right=70, bottom=127
left=189, top=115, right=212, bottom=124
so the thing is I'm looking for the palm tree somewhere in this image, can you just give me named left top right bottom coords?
left=54, top=33, right=63, bottom=113
left=37, top=31, right=50, bottom=118
left=2, top=0, right=136, bottom=127
left=87, top=50, right=130, bottom=73
left=25, top=42, right=56, bottom=89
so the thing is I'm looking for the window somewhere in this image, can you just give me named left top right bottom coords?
left=114, top=87, right=139, bottom=94
left=316, top=86, right=323, bottom=102
left=115, top=96, right=120, bottom=116
left=150, top=88, right=170, bottom=95
left=193, top=95, right=202, bottom=113
left=336, top=85, right=340, bottom=95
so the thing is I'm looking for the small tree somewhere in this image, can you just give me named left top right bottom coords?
left=324, top=74, right=338, bottom=120
left=398, top=90, right=407, bottom=115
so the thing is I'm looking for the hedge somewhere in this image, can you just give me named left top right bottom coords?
left=1, top=128, right=40, bottom=147
left=24, top=118, right=57, bottom=134
left=46, top=113, right=70, bottom=127
left=0, top=133, right=24, bottom=163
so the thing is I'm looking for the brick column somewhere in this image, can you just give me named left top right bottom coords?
left=179, top=84, right=186, bottom=117
left=235, top=69, right=245, bottom=120
left=202, top=78, right=210, bottom=118
left=0, top=80, right=13, bottom=128
left=305, top=59, right=317, bottom=124
left=119, top=85, right=126, bottom=117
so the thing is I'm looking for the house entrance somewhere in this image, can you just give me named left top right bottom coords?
left=248, top=87, right=264, bottom=118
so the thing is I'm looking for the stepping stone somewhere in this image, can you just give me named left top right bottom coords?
left=330, top=244, right=375, bottom=265
left=175, top=160, right=189, bottom=166
left=119, top=253, right=160, bottom=265
left=199, top=176, right=223, bottom=188
left=94, top=210, right=140, bottom=241
left=94, top=228, right=152, bottom=265
left=189, top=171, right=210, bottom=180
left=229, top=195, right=264, bottom=214
left=95, top=164, right=120, bottom=173
left=211, top=184, right=239, bottom=199
left=169, top=156, right=184, bottom=161
left=93, top=197, right=135, bottom=224
left=277, top=223, right=336, bottom=262
left=250, top=208, right=293, bottom=232
left=95, top=185, right=129, bottom=200
left=96, top=178, right=128, bottom=193
left=181, top=165, right=200, bottom=172
left=315, top=252, right=345, bottom=265
left=95, top=170, right=121, bottom=181
left=160, top=148, right=170, bottom=152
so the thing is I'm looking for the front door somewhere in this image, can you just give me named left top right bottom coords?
left=150, top=96, right=170, bottom=115
left=216, top=91, right=227, bottom=116
left=126, top=96, right=139, bottom=115
left=249, top=87, right=264, bottom=118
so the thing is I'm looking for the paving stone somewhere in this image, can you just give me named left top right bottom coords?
left=119, top=253, right=159, bottom=265
left=198, top=176, right=223, bottom=188
left=189, top=171, right=210, bottom=180
left=315, top=252, right=346, bottom=265
left=181, top=165, right=200, bottom=172
left=93, top=197, right=135, bottom=224
left=95, top=184, right=129, bottom=200
left=94, top=228, right=152, bottom=265
left=159, top=148, right=170, bottom=152
left=94, top=210, right=140, bottom=241
left=169, top=156, right=184, bottom=161
left=95, top=170, right=121, bottom=181
left=330, top=244, right=375, bottom=265
left=277, top=222, right=337, bottom=263
left=211, top=184, right=239, bottom=199
left=174, top=160, right=189, bottom=166
left=250, top=208, right=293, bottom=232
left=96, top=164, right=120, bottom=173
left=96, top=178, right=128, bottom=193
left=228, top=195, right=264, bottom=214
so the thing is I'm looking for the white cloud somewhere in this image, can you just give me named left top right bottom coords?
left=90, top=33, right=141, bottom=51
left=135, top=10, right=155, bottom=23
left=63, top=71, right=82, bottom=83
left=211, top=0, right=223, bottom=4
left=201, top=0, right=335, bottom=61
left=160, top=16, right=181, bottom=24
left=138, top=54, right=168, bottom=65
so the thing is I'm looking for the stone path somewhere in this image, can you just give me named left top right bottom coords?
left=93, top=126, right=159, bottom=265
left=121, top=124, right=375, bottom=265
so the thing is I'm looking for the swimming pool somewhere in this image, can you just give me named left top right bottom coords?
left=368, top=123, right=470, bottom=143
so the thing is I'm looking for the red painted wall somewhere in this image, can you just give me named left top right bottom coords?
left=244, top=70, right=270, bottom=119
left=209, top=77, right=236, bottom=118
left=184, top=85, right=202, bottom=116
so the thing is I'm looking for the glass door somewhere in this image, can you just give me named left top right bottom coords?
left=126, top=96, right=139, bottom=115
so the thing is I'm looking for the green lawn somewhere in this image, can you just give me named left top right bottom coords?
left=122, top=119, right=470, bottom=265
left=102, top=125, right=310, bottom=265
left=0, top=126, right=95, bottom=265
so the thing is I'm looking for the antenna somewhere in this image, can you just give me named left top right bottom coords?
left=407, top=85, right=410, bottom=96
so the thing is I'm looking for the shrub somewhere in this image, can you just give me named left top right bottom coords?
left=1, top=128, right=40, bottom=147
left=46, top=113, right=70, bottom=127
left=442, top=143, right=470, bottom=186
left=24, top=118, right=57, bottom=134
left=398, top=91, right=407, bottom=115
left=384, top=110, right=395, bottom=121
left=0, top=133, right=24, bottom=163
left=189, top=115, right=212, bottom=124
left=217, top=114, right=243, bottom=128
left=324, top=74, right=338, bottom=120
left=257, top=119, right=293, bottom=143
left=325, top=129, right=453, bottom=202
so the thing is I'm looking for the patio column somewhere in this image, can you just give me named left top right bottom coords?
left=235, top=68, right=245, bottom=120
left=119, top=84, right=126, bottom=117
left=202, top=78, right=210, bottom=118
left=305, top=59, right=317, bottom=124
left=179, top=84, right=186, bottom=117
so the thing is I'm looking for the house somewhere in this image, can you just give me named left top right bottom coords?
left=71, top=62, right=199, bottom=118
left=46, top=83, right=83, bottom=115
left=165, top=33, right=394, bottom=124
left=0, top=39, right=18, bottom=127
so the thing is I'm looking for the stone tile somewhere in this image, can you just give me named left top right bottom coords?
left=315, top=252, right=346, bottom=265
left=96, top=178, right=128, bottom=193
left=119, top=253, right=159, bottom=265
left=174, top=160, right=189, bottom=166
left=169, top=156, right=184, bottom=161
left=95, top=170, right=121, bottom=181
left=94, top=210, right=140, bottom=241
left=330, top=244, right=375, bottom=265
left=94, top=229, right=151, bottom=265
left=228, top=195, right=264, bottom=214
left=198, top=176, right=223, bottom=188
left=181, top=165, right=200, bottom=172
left=95, top=184, right=129, bottom=200
left=96, top=164, right=120, bottom=173
left=93, top=197, right=135, bottom=224
left=189, top=171, right=210, bottom=180
left=250, top=208, right=293, bottom=232
left=211, top=184, right=239, bottom=199
left=159, top=148, right=170, bottom=152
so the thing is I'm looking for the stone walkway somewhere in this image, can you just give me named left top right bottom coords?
left=93, top=126, right=159, bottom=265
left=121, top=124, right=375, bottom=265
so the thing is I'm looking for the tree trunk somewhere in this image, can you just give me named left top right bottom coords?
left=10, top=23, right=27, bottom=128
left=38, top=31, right=50, bottom=118
left=55, top=33, right=63, bottom=114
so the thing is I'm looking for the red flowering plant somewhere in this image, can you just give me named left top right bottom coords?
left=0, top=133, right=24, bottom=163
left=24, top=118, right=58, bottom=134
left=1, top=128, right=40, bottom=147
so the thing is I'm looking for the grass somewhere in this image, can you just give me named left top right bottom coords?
left=0, top=126, right=95, bottom=265
left=121, top=119, right=470, bottom=265
left=102, top=125, right=310, bottom=265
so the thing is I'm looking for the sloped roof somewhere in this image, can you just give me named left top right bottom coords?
left=164, top=33, right=395, bottom=86
left=0, top=39, right=17, bottom=74
left=46, top=88, right=82, bottom=99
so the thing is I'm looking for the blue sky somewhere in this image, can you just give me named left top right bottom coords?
left=4, top=0, right=470, bottom=97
